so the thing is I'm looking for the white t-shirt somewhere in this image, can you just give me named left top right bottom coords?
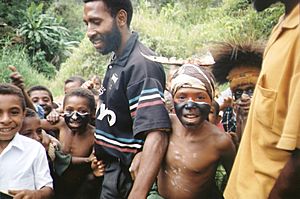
left=0, top=133, right=53, bottom=192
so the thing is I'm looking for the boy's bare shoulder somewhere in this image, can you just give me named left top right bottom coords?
left=204, top=122, right=234, bottom=151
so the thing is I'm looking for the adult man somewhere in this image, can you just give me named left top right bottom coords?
left=210, top=41, right=264, bottom=142
left=224, top=0, right=300, bottom=198
left=83, top=1, right=171, bottom=198
left=154, top=64, right=235, bottom=199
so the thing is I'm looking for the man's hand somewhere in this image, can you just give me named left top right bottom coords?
left=128, top=131, right=168, bottom=199
left=268, top=149, right=300, bottom=199
left=129, top=152, right=142, bottom=180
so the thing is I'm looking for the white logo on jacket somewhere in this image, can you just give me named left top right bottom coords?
left=97, top=103, right=116, bottom=126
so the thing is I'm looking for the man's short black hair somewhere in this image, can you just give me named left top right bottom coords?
left=27, top=85, right=54, bottom=102
left=83, top=0, right=133, bottom=27
left=64, top=75, right=86, bottom=86
left=0, top=83, right=26, bottom=111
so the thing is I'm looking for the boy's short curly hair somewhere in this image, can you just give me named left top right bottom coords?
left=63, top=88, right=96, bottom=115
left=0, top=83, right=26, bottom=111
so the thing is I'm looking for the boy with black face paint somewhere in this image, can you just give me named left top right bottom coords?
left=141, top=64, right=235, bottom=199
left=41, top=88, right=103, bottom=199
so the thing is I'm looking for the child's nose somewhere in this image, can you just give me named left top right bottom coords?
left=0, top=113, right=12, bottom=124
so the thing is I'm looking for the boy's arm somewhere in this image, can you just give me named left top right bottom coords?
left=268, top=149, right=300, bottom=199
left=9, top=66, right=36, bottom=111
left=71, top=156, right=92, bottom=165
left=128, top=130, right=168, bottom=199
left=9, top=187, right=54, bottom=199
left=41, top=117, right=65, bottom=131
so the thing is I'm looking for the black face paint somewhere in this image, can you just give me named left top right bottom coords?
left=174, top=101, right=211, bottom=128
left=64, top=111, right=90, bottom=132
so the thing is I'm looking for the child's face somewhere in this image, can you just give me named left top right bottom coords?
left=30, top=90, right=53, bottom=116
left=63, top=96, right=91, bottom=131
left=64, top=81, right=82, bottom=94
left=0, top=94, right=25, bottom=141
left=19, top=116, right=43, bottom=143
left=173, top=88, right=211, bottom=128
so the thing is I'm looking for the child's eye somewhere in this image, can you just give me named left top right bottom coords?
left=79, top=110, right=88, bottom=114
left=197, top=96, right=205, bottom=100
left=22, top=131, right=32, bottom=136
left=11, top=109, right=21, bottom=116
left=65, top=108, right=73, bottom=113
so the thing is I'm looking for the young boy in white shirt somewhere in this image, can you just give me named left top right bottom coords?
left=0, top=83, right=53, bottom=199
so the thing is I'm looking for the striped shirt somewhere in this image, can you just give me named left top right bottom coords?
left=95, top=32, right=171, bottom=166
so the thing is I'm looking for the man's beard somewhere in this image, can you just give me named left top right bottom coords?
left=91, top=20, right=122, bottom=55
left=253, top=0, right=278, bottom=11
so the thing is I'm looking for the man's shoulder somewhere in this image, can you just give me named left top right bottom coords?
left=130, top=40, right=163, bottom=68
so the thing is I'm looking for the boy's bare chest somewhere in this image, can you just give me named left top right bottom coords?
left=166, top=135, right=219, bottom=174
left=60, top=132, right=93, bottom=156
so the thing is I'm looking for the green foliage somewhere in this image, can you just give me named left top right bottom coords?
left=0, top=43, right=50, bottom=88
left=0, top=0, right=53, bottom=27
left=49, top=37, right=108, bottom=97
left=1, top=0, right=285, bottom=97
left=132, top=0, right=284, bottom=59
left=18, top=2, right=77, bottom=72
left=31, top=50, right=57, bottom=78
left=47, top=0, right=86, bottom=42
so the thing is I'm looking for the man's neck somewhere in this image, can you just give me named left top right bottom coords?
left=283, top=0, right=298, bottom=14
left=115, top=30, right=131, bottom=57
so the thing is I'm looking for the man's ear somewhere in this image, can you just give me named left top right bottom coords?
left=116, top=9, right=128, bottom=28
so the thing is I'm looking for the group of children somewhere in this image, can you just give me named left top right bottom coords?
left=0, top=39, right=263, bottom=199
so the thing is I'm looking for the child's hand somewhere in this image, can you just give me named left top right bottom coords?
left=46, top=109, right=61, bottom=124
left=9, top=189, right=37, bottom=199
left=8, top=65, right=25, bottom=90
left=91, top=156, right=105, bottom=177
left=81, top=80, right=94, bottom=90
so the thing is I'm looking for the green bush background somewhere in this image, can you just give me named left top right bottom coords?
left=0, top=0, right=284, bottom=98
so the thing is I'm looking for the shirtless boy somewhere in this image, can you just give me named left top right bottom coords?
left=42, top=88, right=102, bottom=199
left=157, top=64, right=236, bottom=199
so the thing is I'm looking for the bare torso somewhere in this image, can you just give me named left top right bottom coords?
left=59, top=124, right=94, bottom=157
left=158, top=114, right=230, bottom=199
left=56, top=123, right=95, bottom=195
